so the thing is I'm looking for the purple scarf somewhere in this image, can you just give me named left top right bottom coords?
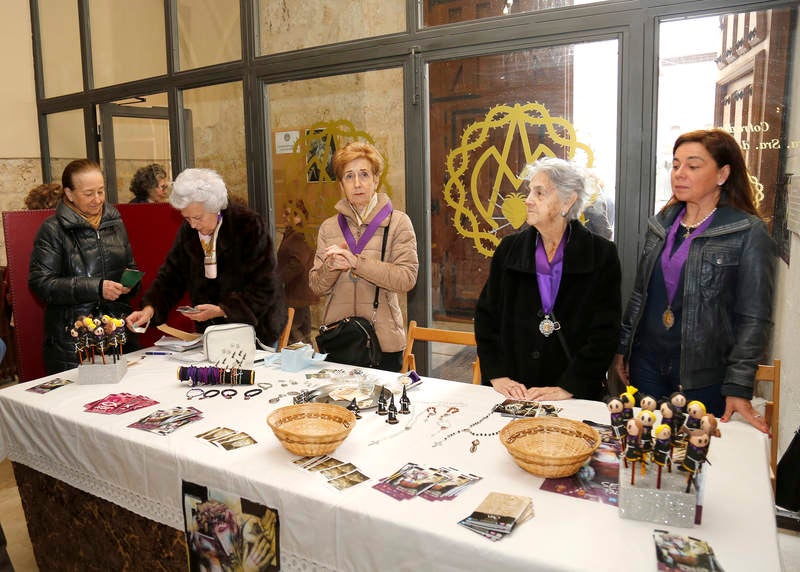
left=338, top=202, right=393, bottom=254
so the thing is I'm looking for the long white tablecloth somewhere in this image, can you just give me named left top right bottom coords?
left=0, top=352, right=782, bottom=571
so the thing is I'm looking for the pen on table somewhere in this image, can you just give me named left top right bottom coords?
left=145, top=351, right=172, bottom=356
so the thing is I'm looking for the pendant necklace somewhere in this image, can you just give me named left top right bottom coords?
left=681, top=207, right=717, bottom=239
left=535, top=230, right=567, bottom=338
left=660, top=206, right=717, bottom=330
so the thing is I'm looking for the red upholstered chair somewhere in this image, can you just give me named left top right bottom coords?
left=3, top=203, right=192, bottom=381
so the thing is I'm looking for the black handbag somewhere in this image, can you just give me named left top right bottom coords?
left=316, top=315, right=382, bottom=367
left=316, top=217, right=390, bottom=368
left=777, top=426, right=800, bottom=511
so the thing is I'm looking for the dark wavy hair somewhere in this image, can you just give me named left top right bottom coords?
left=61, top=159, right=102, bottom=191
left=129, top=163, right=167, bottom=201
left=666, top=129, right=760, bottom=217
left=25, top=183, right=63, bottom=209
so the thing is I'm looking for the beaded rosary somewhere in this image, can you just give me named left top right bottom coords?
left=432, top=404, right=503, bottom=451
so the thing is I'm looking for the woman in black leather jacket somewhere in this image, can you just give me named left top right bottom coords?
left=614, top=129, right=775, bottom=432
left=29, top=160, right=139, bottom=374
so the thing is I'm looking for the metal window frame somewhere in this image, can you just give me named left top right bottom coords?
left=27, top=0, right=800, bottom=373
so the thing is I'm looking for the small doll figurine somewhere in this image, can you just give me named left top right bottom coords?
left=700, top=413, right=721, bottom=438
left=623, top=418, right=645, bottom=485
left=637, top=410, right=656, bottom=456
left=681, top=430, right=710, bottom=492
left=639, top=394, right=657, bottom=413
left=652, top=424, right=673, bottom=488
left=699, top=413, right=721, bottom=453
left=620, top=386, right=638, bottom=421
left=659, top=400, right=680, bottom=442
left=684, top=400, right=706, bottom=431
left=605, top=396, right=627, bottom=440
left=670, top=391, right=688, bottom=427
left=399, top=385, right=411, bottom=415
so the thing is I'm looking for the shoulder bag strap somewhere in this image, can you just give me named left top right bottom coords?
left=370, top=213, right=391, bottom=323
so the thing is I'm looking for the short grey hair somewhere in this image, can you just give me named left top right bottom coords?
left=169, top=168, right=229, bottom=212
left=519, top=157, right=588, bottom=221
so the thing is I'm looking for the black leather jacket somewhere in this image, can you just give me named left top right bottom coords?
left=29, top=200, right=139, bottom=374
left=618, top=204, right=776, bottom=398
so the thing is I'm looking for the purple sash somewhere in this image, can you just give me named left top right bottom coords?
left=338, top=202, right=393, bottom=255
left=535, top=232, right=567, bottom=315
left=660, top=207, right=716, bottom=305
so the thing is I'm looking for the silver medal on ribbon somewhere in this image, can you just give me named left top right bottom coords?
left=539, top=315, right=561, bottom=337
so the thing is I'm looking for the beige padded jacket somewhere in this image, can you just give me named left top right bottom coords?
left=309, top=193, right=419, bottom=353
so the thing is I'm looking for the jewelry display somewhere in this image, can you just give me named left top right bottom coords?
left=185, top=388, right=205, bottom=400
left=178, top=366, right=255, bottom=386
left=243, top=388, right=263, bottom=400
left=221, top=388, right=238, bottom=399
left=200, top=389, right=220, bottom=399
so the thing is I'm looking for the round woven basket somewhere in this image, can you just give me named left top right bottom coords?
left=499, top=417, right=601, bottom=478
left=267, top=403, right=356, bottom=456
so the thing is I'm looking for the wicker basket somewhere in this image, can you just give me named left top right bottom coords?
left=267, top=403, right=356, bottom=456
left=499, top=417, right=601, bottom=478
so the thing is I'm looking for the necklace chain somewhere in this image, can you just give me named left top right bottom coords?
left=432, top=405, right=501, bottom=447
left=682, top=207, right=717, bottom=230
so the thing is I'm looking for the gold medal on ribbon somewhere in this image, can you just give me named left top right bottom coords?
left=662, top=307, right=675, bottom=330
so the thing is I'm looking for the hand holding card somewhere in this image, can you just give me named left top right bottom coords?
left=120, top=268, right=144, bottom=288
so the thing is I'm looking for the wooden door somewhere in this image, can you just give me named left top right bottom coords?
left=714, top=8, right=792, bottom=227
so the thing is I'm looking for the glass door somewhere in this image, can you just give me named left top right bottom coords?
left=98, top=96, right=176, bottom=204
left=427, top=38, right=619, bottom=380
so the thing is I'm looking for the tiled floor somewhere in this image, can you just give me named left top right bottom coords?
left=0, top=459, right=37, bottom=571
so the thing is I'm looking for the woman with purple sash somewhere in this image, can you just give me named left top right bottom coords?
left=614, top=129, right=775, bottom=433
left=309, top=142, right=419, bottom=372
left=474, top=158, right=622, bottom=401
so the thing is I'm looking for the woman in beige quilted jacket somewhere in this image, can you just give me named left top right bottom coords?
left=309, top=142, right=419, bottom=371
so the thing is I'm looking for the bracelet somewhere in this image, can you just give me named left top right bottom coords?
left=244, top=388, right=263, bottom=400
left=200, top=389, right=220, bottom=399
left=221, top=388, right=238, bottom=399
left=186, top=388, right=204, bottom=400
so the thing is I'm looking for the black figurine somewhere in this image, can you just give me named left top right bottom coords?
left=386, top=404, right=399, bottom=425
left=376, top=386, right=388, bottom=415
left=347, top=397, right=362, bottom=420
left=399, top=385, right=411, bottom=414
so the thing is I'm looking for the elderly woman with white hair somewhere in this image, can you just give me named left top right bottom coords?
left=474, top=157, right=622, bottom=401
left=126, top=168, right=286, bottom=346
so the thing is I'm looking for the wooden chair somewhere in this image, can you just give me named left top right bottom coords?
left=755, top=359, right=781, bottom=486
left=277, top=307, right=295, bottom=351
left=401, top=320, right=481, bottom=384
